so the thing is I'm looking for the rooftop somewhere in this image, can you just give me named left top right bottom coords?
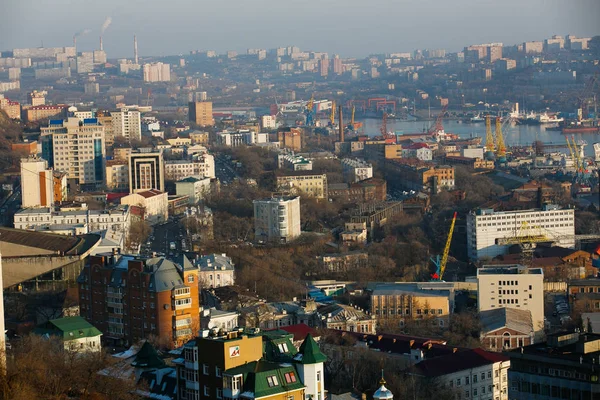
left=480, top=308, right=533, bottom=334
left=478, top=264, right=543, bottom=275
left=414, top=348, right=509, bottom=377
left=35, top=316, right=102, bottom=341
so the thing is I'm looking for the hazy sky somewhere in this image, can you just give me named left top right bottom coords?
left=1, top=0, right=599, bottom=58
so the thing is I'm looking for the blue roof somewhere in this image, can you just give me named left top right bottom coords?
left=83, top=118, right=98, bottom=124
left=49, top=119, right=64, bottom=125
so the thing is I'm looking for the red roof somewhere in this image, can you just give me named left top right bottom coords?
left=408, top=143, right=429, bottom=149
left=137, top=189, right=164, bottom=198
left=415, top=348, right=509, bottom=377
left=278, top=324, right=319, bottom=342
left=106, top=192, right=129, bottom=203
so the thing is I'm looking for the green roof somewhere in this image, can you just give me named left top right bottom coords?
left=132, top=341, right=166, bottom=369
left=225, top=360, right=305, bottom=398
left=35, top=316, right=102, bottom=341
left=262, top=335, right=298, bottom=363
left=296, top=334, right=327, bottom=364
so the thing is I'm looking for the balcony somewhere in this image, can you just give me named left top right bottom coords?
left=173, top=298, right=192, bottom=310
left=185, top=381, right=200, bottom=391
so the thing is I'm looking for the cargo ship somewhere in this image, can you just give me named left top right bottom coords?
left=562, top=126, right=599, bottom=134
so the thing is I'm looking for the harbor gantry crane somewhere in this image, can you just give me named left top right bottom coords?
left=484, top=116, right=495, bottom=159
left=495, top=116, right=507, bottom=162
left=330, top=100, right=336, bottom=126
left=565, top=135, right=578, bottom=170
left=427, top=104, right=448, bottom=135
left=431, top=212, right=457, bottom=281
left=351, top=105, right=355, bottom=128
left=305, top=95, right=315, bottom=126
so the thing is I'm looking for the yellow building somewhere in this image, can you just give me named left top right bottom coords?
left=276, top=174, right=327, bottom=199
left=167, top=137, right=192, bottom=147
left=364, top=141, right=403, bottom=162
left=189, top=131, right=210, bottom=145
left=189, top=101, right=214, bottom=126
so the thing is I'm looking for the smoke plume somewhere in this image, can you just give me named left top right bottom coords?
left=74, top=29, right=92, bottom=38
left=101, top=17, right=112, bottom=34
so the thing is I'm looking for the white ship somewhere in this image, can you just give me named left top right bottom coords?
left=537, top=112, right=564, bottom=124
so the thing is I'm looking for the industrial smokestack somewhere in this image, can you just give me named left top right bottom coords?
left=100, top=36, right=103, bottom=51
left=134, top=35, right=139, bottom=64
left=338, top=105, right=344, bottom=142
left=73, top=36, right=77, bottom=53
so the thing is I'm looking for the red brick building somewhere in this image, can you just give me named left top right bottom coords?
left=479, top=308, right=534, bottom=352
left=77, top=252, right=199, bottom=348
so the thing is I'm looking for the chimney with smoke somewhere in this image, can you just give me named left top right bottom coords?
left=134, top=35, right=139, bottom=64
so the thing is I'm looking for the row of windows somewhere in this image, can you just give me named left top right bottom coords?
left=450, top=370, right=505, bottom=387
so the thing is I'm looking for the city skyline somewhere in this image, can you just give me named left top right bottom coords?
left=1, top=0, right=599, bottom=59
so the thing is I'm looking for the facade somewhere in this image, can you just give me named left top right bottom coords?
left=105, top=160, right=129, bottom=190
left=276, top=174, right=327, bottom=199
left=120, top=189, right=168, bottom=225
left=195, top=253, right=235, bottom=288
left=385, top=160, right=455, bottom=193
left=277, top=128, right=302, bottom=151
left=320, top=252, right=369, bottom=273
left=77, top=254, right=200, bottom=348
left=328, top=178, right=388, bottom=203
left=568, top=279, right=600, bottom=313
left=143, top=62, right=171, bottom=82
left=40, top=117, right=106, bottom=186
left=189, top=101, right=214, bottom=126
left=34, top=316, right=102, bottom=353
left=253, top=196, right=301, bottom=243
left=175, top=176, right=211, bottom=205
left=414, top=348, right=510, bottom=400
left=477, top=265, right=544, bottom=338
left=112, top=110, right=141, bottom=142
left=340, top=222, right=368, bottom=245
left=0, top=94, right=21, bottom=119
left=341, top=158, right=373, bottom=183
left=261, top=115, right=277, bottom=130
left=317, top=303, right=377, bottom=334
left=24, top=105, right=66, bottom=122
left=508, top=331, right=600, bottom=400
left=53, top=171, right=68, bottom=204
left=128, top=151, right=165, bottom=193
left=277, top=153, right=313, bottom=171
left=466, top=206, right=575, bottom=260
left=165, top=155, right=215, bottom=181
left=20, top=157, right=54, bottom=208
left=200, top=308, right=239, bottom=331
left=479, top=307, right=534, bottom=352
left=189, top=131, right=210, bottom=145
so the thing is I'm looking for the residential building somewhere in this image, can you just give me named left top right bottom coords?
left=195, top=253, right=235, bottom=288
left=340, top=222, right=368, bottom=245
left=76, top=52, right=94, bottom=73
left=276, top=174, right=327, bottom=199
left=105, top=160, right=129, bottom=190
left=363, top=142, right=403, bottom=162
left=28, top=90, right=46, bottom=106
left=24, top=105, right=66, bottom=122
left=165, top=155, right=215, bottom=181
left=568, top=279, right=600, bottom=312
left=189, top=131, right=210, bottom=145
left=444, top=156, right=495, bottom=169
left=402, top=144, right=433, bottom=161
left=477, top=265, right=545, bottom=338
left=239, top=300, right=319, bottom=330
left=40, top=117, right=106, bottom=186
left=120, top=189, right=168, bottom=225
left=523, top=41, right=544, bottom=53
left=112, top=110, right=141, bottom=142
left=414, top=348, right=510, bottom=400
left=277, top=153, right=313, bottom=171
left=11, top=140, right=38, bottom=156
left=34, top=316, right=102, bottom=353
left=261, top=115, right=277, bottom=130
left=128, top=151, right=165, bottom=193
left=385, top=160, right=455, bottom=193
left=277, top=127, right=302, bottom=151
left=328, top=178, right=388, bottom=203
left=479, top=307, right=534, bottom=352
left=20, top=157, right=54, bottom=208
left=200, top=308, right=239, bottom=331
left=77, top=254, right=200, bottom=348
left=466, top=205, right=575, bottom=260
left=175, top=176, right=211, bottom=205
left=143, top=62, right=171, bottom=82
left=0, top=94, right=21, bottom=119
left=96, top=111, right=115, bottom=148
left=254, top=196, right=301, bottom=243
left=341, top=158, right=373, bottom=183
left=317, top=303, right=377, bottom=334
left=188, top=101, right=214, bottom=126
left=13, top=203, right=131, bottom=237
left=507, top=331, right=600, bottom=400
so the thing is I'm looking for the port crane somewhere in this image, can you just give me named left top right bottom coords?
left=379, top=112, right=395, bottom=140
left=484, top=116, right=495, bottom=158
left=430, top=212, right=457, bottom=281
left=330, top=100, right=336, bottom=126
left=427, top=104, right=448, bottom=135
left=305, top=95, right=315, bottom=126
left=495, top=117, right=507, bottom=161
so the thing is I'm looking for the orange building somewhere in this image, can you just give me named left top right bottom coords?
left=23, top=105, right=66, bottom=122
left=53, top=171, right=68, bottom=203
left=11, top=141, right=37, bottom=156
left=277, top=127, right=302, bottom=151
left=78, top=254, right=200, bottom=348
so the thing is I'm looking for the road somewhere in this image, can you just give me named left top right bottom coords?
left=145, top=219, right=187, bottom=257
left=0, top=187, right=21, bottom=227
left=214, top=153, right=240, bottom=185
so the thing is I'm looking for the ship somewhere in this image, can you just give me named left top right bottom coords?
left=562, top=126, right=600, bottom=134
left=537, top=112, right=564, bottom=124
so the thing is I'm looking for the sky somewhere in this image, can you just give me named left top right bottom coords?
left=1, top=0, right=599, bottom=59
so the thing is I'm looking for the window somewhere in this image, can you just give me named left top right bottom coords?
left=481, top=372, right=485, bottom=380
left=284, top=372, right=297, bottom=384
left=473, top=375, right=478, bottom=383
left=216, top=388, right=222, bottom=399
left=473, top=388, right=478, bottom=396
left=456, top=378, right=461, bottom=387
left=317, top=371, right=321, bottom=382
left=465, top=390, right=469, bottom=398
left=203, top=386, right=209, bottom=396
left=203, top=364, right=209, bottom=375
left=267, top=375, right=279, bottom=387
left=215, top=366, right=221, bottom=377
left=278, top=343, right=289, bottom=353
left=465, top=376, right=470, bottom=384
left=487, top=371, right=492, bottom=379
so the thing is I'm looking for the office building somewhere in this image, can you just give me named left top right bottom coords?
left=188, top=101, right=214, bottom=126
left=40, top=117, right=105, bottom=186
left=341, top=158, right=373, bottom=183
left=477, top=265, right=544, bottom=338
left=253, top=196, right=301, bottom=243
left=120, top=189, right=168, bottom=225
left=77, top=254, right=199, bottom=349
left=165, top=155, right=215, bottom=182
left=276, top=174, right=327, bottom=199
left=112, top=110, right=141, bottom=142
left=20, top=157, right=54, bottom=208
left=508, top=331, right=600, bottom=400
left=128, top=151, right=165, bottom=193
left=143, top=62, right=171, bottom=82
left=466, top=205, right=575, bottom=260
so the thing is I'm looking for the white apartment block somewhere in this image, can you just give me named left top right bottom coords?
left=477, top=265, right=545, bottom=338
left=40, top=117, right=106, bottom=186
left=165, top=154, right=215, bottom=181
left=261, top=115, right=277, bottom=130
left=143, top=62, right=170, bottom=82
left=466, top=205, right=575, bottom=261
left=20, top=157, right=54, bottom=208
left=112, top=110, right=141, bottom=142
left=253, top=196, right=301, bottom=243
left=341, top=158, right=373, bottom=183
left=14, top=204, right=131, bottom=237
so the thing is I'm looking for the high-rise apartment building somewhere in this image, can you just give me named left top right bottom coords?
left=20, top=157, right=54, bottom=208
left=477, top=265, right=544, bottom=338
left=128, top=151, right=165, bottom=193
left=142, top=62, right=171, bottom=82
left=112, top=109, right=141, bottom=142
left=320, top=58, right=329, bottom=76
left=253, top=196, right=301, bottom=243
left=188, top=101, right=214, bottom=126
left=76, top=52, right=94, bottom=74
left=466, top=205, right=575, bottom=261
left=77, top=254, right=200, bottom=348
left=40, top=117, right=106, bottom=186
left=333, top=57, right=343, bottom=75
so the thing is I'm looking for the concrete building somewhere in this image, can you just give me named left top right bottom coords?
left=28, top=90, right=46, bottom=106
left=466, top=205, right=575, bottom=260
left=477, top=265, right=544, bottom=338
left=128, top=151, right=165, bottom=193
left=276, top=174, right=327, bottom=199
left=34, top=316, right=102, bottom=353
left=385, top=160, right=455, bottom=193
left=195, top=253, right=235, bottom=288
left=142, top=62, right=170, bottom=82
left=507, top=331, right=600, bottom=400
left=120, top=189, right=168, bottom=225
left=200, top=308, right=239, bottom=331
left=105, top=160, right=129, bottom=190
left=253, top=196, right=301, bottom=243
left=112, top=110, right=141, bottom=142
left=175, top=176, right=211, bottom=205
left=523, top=41, right=544, bottom=53
left=189, top=131, right=209, bottom=145
left=53, top=171, right=68, bottom=204
left=24, top=105, right=66, bottom=122
left=165, top=155, right=215, bottom=181
left=277, top=153, right=312, bottom=171
left=76, top=52, right=94, bottom=74
left=40, top=117, right=106, bottom=186
left=277, top=128, right=302, bottom=151
left=20, top=157, right=54, bottom=208
left=402, top=144, right=433, bottom=161
left=341, top=158, right=373, bottom=183
left=78, top=254, right=200, bottom=348
left=0, top=95, right=21, bottom=119
left=261, top=115, right=277, bottom=130
left=188, top=101, right=214, bottom=126
left=340, top=222, right=368, bottom=245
